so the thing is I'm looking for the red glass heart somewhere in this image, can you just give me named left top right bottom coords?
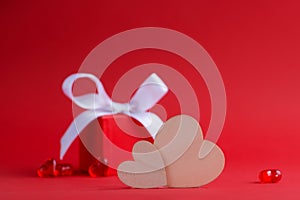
left=37, top=158, right=56, bottom=177
left=88, top=161, right=107, bottom=177
left=259, top=169, right=282, bottom=183
left=54, top=164, right=73, bottom=176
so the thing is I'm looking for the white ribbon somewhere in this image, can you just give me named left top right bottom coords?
left=60, top=73, right=168, bottom=159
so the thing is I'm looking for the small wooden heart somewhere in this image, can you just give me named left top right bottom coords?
left=154, top=115, right=225, bottom=188
left=117, top=140, right=167, bottom=188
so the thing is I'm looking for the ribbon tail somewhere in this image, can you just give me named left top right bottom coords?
left=60, top=110, right=98, bottom=159
left=129, top=112, right=164, bottom=139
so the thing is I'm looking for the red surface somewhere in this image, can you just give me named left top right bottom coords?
left=1, top=0, right=300, bottom=199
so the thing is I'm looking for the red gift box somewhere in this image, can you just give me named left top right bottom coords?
left=79, top=114, right=153, bottom=176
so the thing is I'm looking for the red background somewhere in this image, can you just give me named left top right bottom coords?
left=1, top=0, right=300, bottom=199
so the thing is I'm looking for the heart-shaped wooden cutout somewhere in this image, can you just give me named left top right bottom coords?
left=154, top=115, right=225, bottom=188
left=117, top=140, right=167, bottom=188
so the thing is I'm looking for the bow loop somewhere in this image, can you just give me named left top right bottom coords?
left=62, top=73, right=112, bottom=110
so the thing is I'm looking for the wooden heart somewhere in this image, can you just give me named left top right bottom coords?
left=117, top=141, right=167, bottom=188
left=154, top=115, right=225, bottom=188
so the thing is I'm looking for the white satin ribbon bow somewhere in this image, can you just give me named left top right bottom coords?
left=60, top=73, right=168, bottom=159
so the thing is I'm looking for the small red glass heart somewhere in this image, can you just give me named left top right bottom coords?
left=259, top=169, right=282, bottom=183
left=88, top=161, right=107, bottom=177
left=37, top=158, right=56, bottom=177
left=54, top=164, right=73, bottom=176
left=88, top=160, right=116, bottom=177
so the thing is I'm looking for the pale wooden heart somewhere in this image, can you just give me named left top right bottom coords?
left=117, top=140, right=167, bottom=188
left=154, top=115, right=225, bottom=188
